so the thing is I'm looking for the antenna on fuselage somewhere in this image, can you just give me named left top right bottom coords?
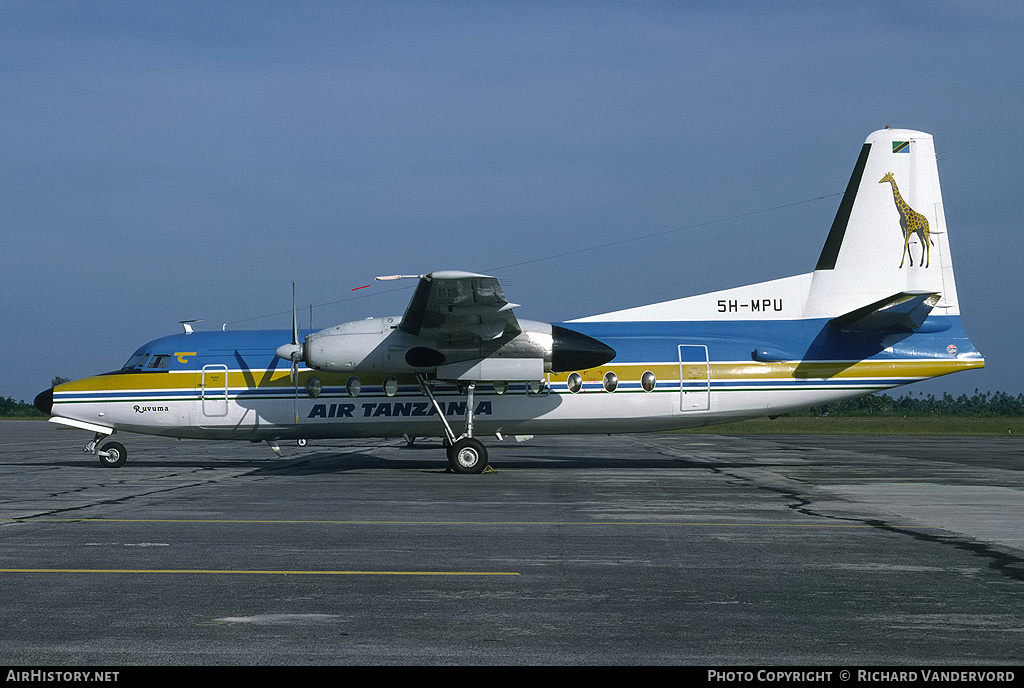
left=179, top=319, right=203, bottom=334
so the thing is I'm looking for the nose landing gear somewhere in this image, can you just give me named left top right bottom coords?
left=85, top=433, right=127, bottom=468
left=97, top=441, right=127, bottom=468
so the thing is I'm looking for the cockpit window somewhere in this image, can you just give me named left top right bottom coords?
left=147, top=355, right=171, bottom=369
left=122, top=353, right=147, bottom=370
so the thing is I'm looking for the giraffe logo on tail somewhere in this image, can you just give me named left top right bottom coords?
left=879, top=172, right=933, bottom=268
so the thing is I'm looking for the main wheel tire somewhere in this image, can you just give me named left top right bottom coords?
left=98, top=441, right=127, bottom=468
left=446, top=438, right=488, bottom=474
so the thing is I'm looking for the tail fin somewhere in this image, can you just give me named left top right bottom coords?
left=572, top=128, right=961, bottom=326
left=804, top=128, right=959, bottom=319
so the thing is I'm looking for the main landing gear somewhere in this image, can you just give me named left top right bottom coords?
left=418, top=374, right=490, bottom=474
left=446, top=437, right=487, bottom=474
left=86, top=433, right=127, bottom=468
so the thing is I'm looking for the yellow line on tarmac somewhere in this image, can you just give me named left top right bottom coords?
left=0, top=568, right=519, bottom=576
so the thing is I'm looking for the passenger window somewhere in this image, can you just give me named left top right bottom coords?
left=567, top=372, right=583, bottom=394
left=603, top=371, right=618, bottom=393
left=641, top=371, right=656, bottom=392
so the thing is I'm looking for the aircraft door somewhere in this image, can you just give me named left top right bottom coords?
left=678, top=345, right=710, bottom=412
left=201, top=364, right=229, bottom=417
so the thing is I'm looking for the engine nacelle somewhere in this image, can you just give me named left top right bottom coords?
left=298, top=317, right=614, bottom=381
left=302, top=316, right=399, bottom=375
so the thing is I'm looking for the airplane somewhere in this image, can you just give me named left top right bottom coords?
left=34, top=128, right=984, bottom=473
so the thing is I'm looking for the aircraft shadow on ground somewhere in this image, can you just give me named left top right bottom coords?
left=27, top=439, right=781, bottom=473
left=246, top=446, right=762, bottom=474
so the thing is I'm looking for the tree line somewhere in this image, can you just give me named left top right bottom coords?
left=1, top=377, right=69, bottom=417
left=790, top=390, right=1024, bottom=418
left=0, top=397, right=45, bottom=417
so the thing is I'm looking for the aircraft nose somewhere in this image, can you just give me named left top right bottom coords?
left=34, top=388, right=53, bottom=415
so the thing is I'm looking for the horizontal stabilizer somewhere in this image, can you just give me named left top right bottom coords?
left=829, top=291, right=940, bottom=332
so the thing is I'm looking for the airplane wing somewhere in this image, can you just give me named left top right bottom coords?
left=398, top=271, right=522, bottom=344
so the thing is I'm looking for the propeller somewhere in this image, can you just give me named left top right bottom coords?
left=275, top=282, right=304, bottom=423
left=275, top=282, right=304, bottom=376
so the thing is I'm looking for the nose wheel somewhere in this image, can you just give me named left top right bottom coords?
left=97, top=441, right=127, bottom=468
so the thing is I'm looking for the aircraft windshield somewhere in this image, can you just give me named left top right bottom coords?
left=122, top=353, right=148, bottom=370
left=119, top=352, right=174, bottom=371
left=147, top=355, right=171, bottom=369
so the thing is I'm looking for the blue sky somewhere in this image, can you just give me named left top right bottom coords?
left=2, top=2, right=1021, bottom=403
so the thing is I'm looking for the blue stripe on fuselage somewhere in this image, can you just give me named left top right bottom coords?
left=566, top=315, right=978, bottom=363
left=122, top=316, right=978, bottom=372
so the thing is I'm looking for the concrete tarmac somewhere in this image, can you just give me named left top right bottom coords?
left=1, top=420, right=1023, bottom=665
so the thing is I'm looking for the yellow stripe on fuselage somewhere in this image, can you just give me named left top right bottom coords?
left=548, top=358, right=983, bottom=384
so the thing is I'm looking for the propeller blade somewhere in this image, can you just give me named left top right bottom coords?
left=292, top=282, right=300, bottom=422
left=291, top=281, right=298, bottom=346
left=275, top=282, right=304, bottom=382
